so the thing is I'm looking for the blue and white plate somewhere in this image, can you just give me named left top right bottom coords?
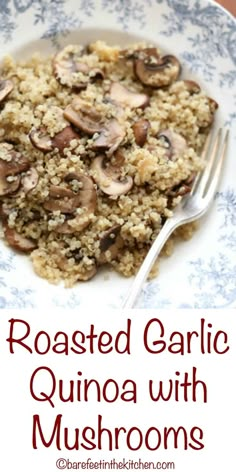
left=0, top=0, right=235, bottom=309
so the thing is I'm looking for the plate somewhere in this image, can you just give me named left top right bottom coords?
left=0, top=0, right=235, bottom=309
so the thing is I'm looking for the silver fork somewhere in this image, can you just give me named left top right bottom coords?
left=122, top=128, right=229, bottom=309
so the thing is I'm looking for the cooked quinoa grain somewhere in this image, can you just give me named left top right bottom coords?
left=0, top=42, right=218, bottom=285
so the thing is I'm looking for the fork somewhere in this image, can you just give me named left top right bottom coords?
left=122, top=128, right=229, bottom=309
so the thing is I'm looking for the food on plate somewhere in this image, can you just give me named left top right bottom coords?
left=0, top=41, right=218, bottom=286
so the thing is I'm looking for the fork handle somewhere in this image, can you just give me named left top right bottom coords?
left=122, top=216, right=179, bottom=309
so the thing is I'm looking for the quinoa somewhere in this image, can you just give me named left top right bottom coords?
left=0, top=41, right=218, bottom=286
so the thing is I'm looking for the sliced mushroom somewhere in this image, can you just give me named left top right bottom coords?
left=92, top=119, right=125, bottom=157
left=99, top=225, right=124, bottom=264
left=109, top=82, right=149, bottom=109
left=43, top=186, right=77, bottom=213
left=0, top=143, right=30, bottom=196
left=55, top=243, right=97, bottom=280
left=21, top=168, right=39, bottom=194
left=0, top=79, right=13, bottom=102
left=0, top=171, right=21, bottom=196
left=167, top=183, right=192, bottom=197
left=183, top=80, right=201, bottom=94
left=77, top=265, right=97, bottom=281
left=208, top=97, right=219, bottom=111
left=53, top=45, right=89, bottom=89
left=64, top=99, right=104, bottom=135
left=113, top=149, right=125, bottom=167
left=56, top=214, right=94, bottom=234
left=156, top=129, right=187, bottom=160
left=53, top=45, right=104, bottom=90
left=52, top=126, right=80, bottom=152
left=29, top=106, right=79, bottom=153
left=3, top=224, right=37, bottom=252
left=29, top=126, right=80, bottom=153
left=0, top=203, right=10, bottom=220
left=29, top=128, right=53, bottom=152
left=64, top=99, right=125, bottom=154
left=91, top=155, right=133, bottom=196
left=61, top=258, right=97, bottom=281
left=202, top=97, right=218, bottom=127
left=132, top=119, right=150, bottom=146
left=134, top=50, right=181, bottom=88
left=196, top=97, right=218, bottom=129
left=89, top=68, right=105, bottom=81
left=44, top=174, right=97, bottom=234
left=167, top=173, right=196, bottom=198
left=64, top=172, right=97, bottom=212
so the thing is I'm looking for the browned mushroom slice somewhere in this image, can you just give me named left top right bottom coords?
left=208, top=97, right=219, bottom=111
left=1, top=147, right=30, bottom=174
left=53, top=46, right=89, bottom=89
left=167, top=183, right=192, bottom=197
left=113, top=149, right=125, bottom=166
left=134, top=52, right=181, bottom=88
left=92, top=119, right=125, bottom=157
left=64, top=99, right=104, bottom=135
left=0, top=79, right=13, bottom=102
left=64, top=256, right=98, bottom=281
left=56, top=244, right=97, bottom=280
left=52, top=126, right=80, bottom=151
left=43, top=186, right=77, bottom=213
left=91, top=155, right=133, bottom=196
left=99, top=225, right=124, bottom=264
left=29, top=126, right=80, bottom=153
left=65, top=172, right=97, bottom=218
left=157, top=129, right=187, bottom=160
left=167, top=173, right=196, bottom=198
left=0, top=203, right=10, bottom=220
left=183, top=80, right=201, bottom=94
left=89, top=68, right=105, bottom=81
left=3, top=224, right=37, bottom=252
left=56, top=213, right=93, bottom=234
left=53, top=45, right=104, bottom=90
left=77, top=265, right=97, bottom=281
left=202, top=97, right=219, bottom=127
left=0, top=143, right=30, bottom=196
left=53, top=174, right=97, bottom=234
left=29, top=128, right=53, bottom=152
left=132, top=119, right=150, bottom=146
left=109, top=82, right=149, bottom=109
left=21, top=167, right=39, bottom=194
left=0, top=170, right=21, bottom=196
